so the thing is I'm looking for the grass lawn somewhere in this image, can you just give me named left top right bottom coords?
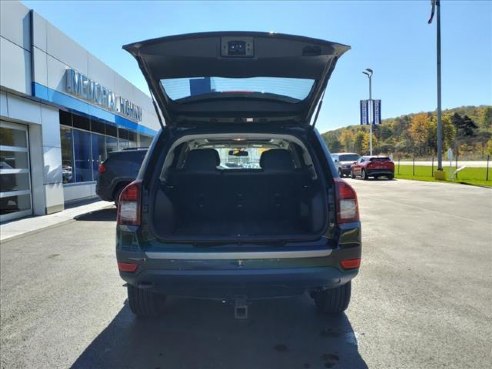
left=395, top=165, right=492, bottom=187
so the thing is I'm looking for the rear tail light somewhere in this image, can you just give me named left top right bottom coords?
left=334, top=178, right=359, bottom=224
left=340, top=258, right=361, bottom=270
left=117, top=180, right=142, bottom=226
left=98, top=163, right=106, bottom=174
left=117, top=262, right=138, bottom=273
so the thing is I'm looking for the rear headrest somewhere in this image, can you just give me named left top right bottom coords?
left=260, top=149, right=294, bottom=171
left=184, top=149, right=220, bottom=171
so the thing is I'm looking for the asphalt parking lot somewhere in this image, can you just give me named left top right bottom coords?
left=1, top=179, right=491, bottom=369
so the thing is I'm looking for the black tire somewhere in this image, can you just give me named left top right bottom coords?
left=351, top=171, right=356, bottom=179
left=127, top=285, right=165, bottom=317
left=313, top=282, right=351, bottom=314
left=361, top=169, right=368, bottom=180
left=388, top=174, right=394, bottom=180
left=338, top=168, right=344, bottom=178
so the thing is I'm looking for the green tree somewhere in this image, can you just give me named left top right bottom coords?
left=479, top=106, right=492, bottom=129
left=451, top=113, right=478, bottom=138
left=487, top=139, right=492, bottom=156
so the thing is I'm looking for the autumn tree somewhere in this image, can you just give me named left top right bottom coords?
left=322, top=131, right=342, bottom=152
left=408, top=113, right=432, bottom=156
left=339, top=129, right=354, bottom=152
left=353, top=129, right=371, bottom=154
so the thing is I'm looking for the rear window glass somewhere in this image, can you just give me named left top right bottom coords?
left=161, top=77, right=314, bottom=102
left=369, top=157, right=391, bottom=162
left=339, top=154, right=360, bottom=161
left=109, top=150, right=147, bottom=162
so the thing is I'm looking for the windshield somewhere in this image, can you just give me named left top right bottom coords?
left=161, top=77, right=315, bottom=102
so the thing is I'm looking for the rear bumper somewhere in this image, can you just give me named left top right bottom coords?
left=117, top=222, right=362, bottom=299
left=366, top=169, right=394, bottom=177
left=340, top=167, right=352, bottom=175
left=120, top=265, right=358, bottom=299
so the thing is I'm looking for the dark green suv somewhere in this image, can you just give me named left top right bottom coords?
left=115, top=32, right=361, bottom=318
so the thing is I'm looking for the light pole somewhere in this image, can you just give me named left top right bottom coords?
left=362, top=68, right=373, bottom=155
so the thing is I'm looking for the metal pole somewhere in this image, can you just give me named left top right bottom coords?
left=436, top=0, right=443, bottom=171
left=431, top=156, right=434, bottom=176
left=363, top=68, right=374, bottom=156
left=487, top=155, right=490, bottom=181
left=369, top=75, right=373, bottom=155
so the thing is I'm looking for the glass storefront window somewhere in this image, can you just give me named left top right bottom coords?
left=91, top=133, right=106, bottom=180
left=73, top=129, right=93, bottom=182
left=59, top=111, right=154, bottom=184
left=0, top=173, right=30, bottom=192
left=0, top=151, right=29, bottom=169
left=1, top=194, right=31, bottom=215
left=0, top=126, right=28, bottom=147
left=0, top=121, right=31, bottom=220
left=139, top=134, right=153, bottom=148
left=106, top=136, right=118, bottom=157
left=60, top=126, right=74, bottom=183
left=118, top=139, right=130, bottom=150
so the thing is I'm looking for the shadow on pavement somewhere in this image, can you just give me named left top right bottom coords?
left=71, top=296, right=367, bottom=369
left=74, top=208, right=116, bottom=222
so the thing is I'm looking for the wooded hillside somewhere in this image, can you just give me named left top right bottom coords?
left=321, top=105, right=492, bottom=159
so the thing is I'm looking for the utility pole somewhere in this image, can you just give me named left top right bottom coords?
left=429, top=0, right=444, bottom=175
left=363, top=68, right=373, bottom=155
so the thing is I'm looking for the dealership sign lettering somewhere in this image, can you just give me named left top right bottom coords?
left=65, top=69, right=142, bottom=122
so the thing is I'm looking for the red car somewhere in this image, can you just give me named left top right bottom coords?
left=351, top=156, right=394, bottom=180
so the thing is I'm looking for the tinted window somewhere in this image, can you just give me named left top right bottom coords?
left=339, top=154, right=360, bottom=161
left=370, top=157, right=391, bottom=162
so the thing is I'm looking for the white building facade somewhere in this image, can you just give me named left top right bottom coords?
left=0, top=1, right=159, bottom=222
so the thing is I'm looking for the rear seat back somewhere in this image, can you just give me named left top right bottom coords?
left=259, top=149, right=305, bottom=220
left=167, top=148, right=311, bottom=225
left=173, top=149, right=223, bottom=221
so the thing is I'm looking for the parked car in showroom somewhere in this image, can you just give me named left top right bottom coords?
left=96, top=148, right=148, bottom=205
left=116, top=31, right=361, bottom=318
left=351, top=155, right=394, bottom=180
left=331, top=152, right=360, bottom=177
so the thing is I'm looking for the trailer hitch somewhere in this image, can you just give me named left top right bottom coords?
left=233, top=297, right=248, bottom=320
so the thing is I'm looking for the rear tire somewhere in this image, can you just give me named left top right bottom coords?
left=127, top=285, right=165, bottom=317
left=388, top=174, right=394, bottom=180
left=351, top=171, right=356, bottom=179
left=313, top=282, right=351, bottom=314
left=361, top=169, right=368, bottom=180
left=338, top=168, right=343, bottom=177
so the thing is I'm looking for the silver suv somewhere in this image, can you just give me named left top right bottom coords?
left=331, top=153, right=360, bottom=177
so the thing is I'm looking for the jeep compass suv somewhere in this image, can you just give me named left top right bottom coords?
left=116, top=32, right=361, bottom=317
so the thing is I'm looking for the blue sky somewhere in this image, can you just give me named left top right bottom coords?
left=22, top=0, right=491, bottom=133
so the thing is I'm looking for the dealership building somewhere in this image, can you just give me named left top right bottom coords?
left=0, top=1, right=159, bottom=222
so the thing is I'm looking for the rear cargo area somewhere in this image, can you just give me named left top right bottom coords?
left=150, top=137, right=328, bottom=241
